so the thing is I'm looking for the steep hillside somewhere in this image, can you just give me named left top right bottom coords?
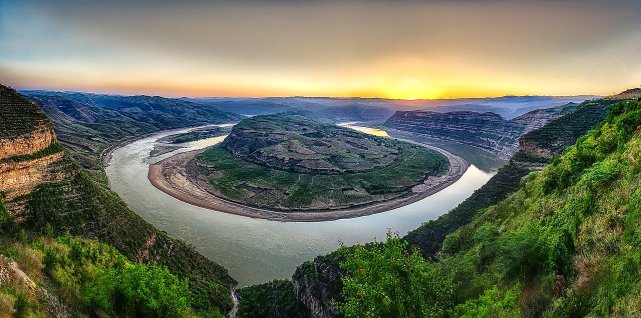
left=386, top=97, right=641, bottom=317
left=23, top=91, right=242, bottom=182
left=384, top=103, right=576, bottom=159
left=243, top=93, right=632, bottom=318
left=405, top=98, right=618, bottom=259
left=0, top=236, right=204, bottom=317
left=0, top=85, right=236, bottom=316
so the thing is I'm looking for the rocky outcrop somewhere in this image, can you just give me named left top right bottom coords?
left=608, top=87, right=640, bottom=100
left=0, top=125, right=56, bottom=161
left=383, top=104, right=575, bottom=159
left=292, top=253, right=346, bottom=318
left=384, top=111, right=522, bottom=159
left=0, top=86, right=69, bottom=213
left=0, top=84, right=237, bottom=313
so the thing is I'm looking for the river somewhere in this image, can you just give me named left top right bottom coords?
left=106, top=123, right=502, bottom=286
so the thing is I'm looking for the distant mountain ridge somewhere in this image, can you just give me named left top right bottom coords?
left=383, top=103, right=577, bottom=159
left=186, top=95, right=594, bottom=120
left=21, top=90, right=242, bottom=182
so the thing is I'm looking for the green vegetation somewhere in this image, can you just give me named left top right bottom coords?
left=198, top=115, right=449, bottom=210
left=236, top=280, right=310, bottom=318
left=16, top=160, right=235, bottom=315
left=405, top=97, right=614, bottom=259
left=405, top=163, right=530, bottom=259
left=4, top=142, right=64, bottom=163
left=336, top=100, right=641, bottom=316
left=159, top=126, right=231, bottom=144
left=224, top=115, right=405, bottom=174
left=200, top=143, right=446, bottom=209
left=0, top=198, right=10, bottom=229
left=339, top=233, right=452, bottom=318
left=24, top=91, right=241, bottom=183
left=518, top=98, right=616, bottom=158
left=0, top=236, right=215, bottom=317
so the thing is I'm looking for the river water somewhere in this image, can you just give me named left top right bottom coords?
left=106, top=124, right=502, bottom=286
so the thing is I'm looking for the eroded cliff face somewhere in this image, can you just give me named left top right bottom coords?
left=292, top=253, right=346, bottom=318
left=0, top=125, right=56, bottom=160
left=383, top=105, right=574, bottom=160
left=0, top=84, right=237, bottom=313
left=383, top=111, right=523, bottom=159
left=0, top=86, right=69, bottom=215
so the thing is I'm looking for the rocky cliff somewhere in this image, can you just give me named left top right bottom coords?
left=0, top=84, right=236, bottom=315
left=0, top=86, right=71, bottom=216
left=291, top=252, right=346, bottom=318
left=383, top=104, right=576, bottom=159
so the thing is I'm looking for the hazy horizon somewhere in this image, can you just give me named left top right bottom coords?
left=15, top=87, right=604, bottom=101
left=2, top=0, right=640, bottom=99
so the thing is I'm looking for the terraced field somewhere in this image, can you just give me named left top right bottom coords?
left=190, top=115, right=451, bottom=211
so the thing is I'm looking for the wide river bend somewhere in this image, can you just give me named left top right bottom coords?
left=106, top=124, right=501, bottom=286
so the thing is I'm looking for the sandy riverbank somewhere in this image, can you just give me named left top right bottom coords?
left=148, top=139, right=469, bottom=222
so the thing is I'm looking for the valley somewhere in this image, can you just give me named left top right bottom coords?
left=2, top=83, right=636, bottom=316
left=384, top=103, right=577, bottom=159
left=3, top=2, right=640, bottom=316
left=107, top=121, right=495, bottom=285
left=148, top=115, right=466, bottom=221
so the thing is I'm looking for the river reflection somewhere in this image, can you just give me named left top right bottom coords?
left=106, top=124, right=501, bottom=286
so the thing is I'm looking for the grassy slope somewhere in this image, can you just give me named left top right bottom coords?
left=0, top=88, right=237, bottom=316
left=16, top=154, right=236, bottom=315
left=405, top=98, right=615, bottom=259
left=0, top=235, right=204, bottom=317
left=199, top=142, right=448, bottom=209
left=24, top=92, right=241, bottom=183
left=427, top=99, right=641, bottom=316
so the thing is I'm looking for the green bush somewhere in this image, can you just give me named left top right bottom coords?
left=38, top=236, right=193, bottom=317
left=451, top=286, right=522, bottom=318
left=500, top=224, right=550, bottom=280
left=84, top=264, right=190, bottom=318
left=236, top=280, right=310, bottom=318
left=339, top=233, right=453, bottom=318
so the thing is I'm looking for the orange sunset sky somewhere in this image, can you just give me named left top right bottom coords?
left=1, top=0, right=640, bottom=99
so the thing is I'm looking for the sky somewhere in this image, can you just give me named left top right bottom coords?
left=1, top=0, right=640, bottom=99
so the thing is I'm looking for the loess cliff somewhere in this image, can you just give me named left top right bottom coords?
left=383, top=104, right=576, bottom=159
left=0, top=87, right=71, bottom=215
left=0, top=84, right=236, bottom=316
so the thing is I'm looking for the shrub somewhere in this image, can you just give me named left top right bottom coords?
left=339, top=232, right=453, bottom=318
left=451, top=286, right=522, bottom=318
left=500, top=224, right=549, bottom=280
left=84, top=264, right=190, bottom=318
